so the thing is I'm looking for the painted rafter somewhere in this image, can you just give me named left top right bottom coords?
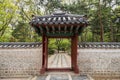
left=58, top=25, right=61, bottom=33
left=64, top=26, right=67, bottom=33
left=75, top=25, right=80, bottom=33
left=70, top=25, right=73, bottom=33
left=52, top=26, right=55, bottom=33
left=38, top=26, right=43, bottom=34
left=45, top=26, right=49, bottom=33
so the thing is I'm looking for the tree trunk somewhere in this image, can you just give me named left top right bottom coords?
left=84, top=29, right=87, bottom=41
left=98, top=0, right=104, bottom=42
left=110, top=22, right=114, bottom=42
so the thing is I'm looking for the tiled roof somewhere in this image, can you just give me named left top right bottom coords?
left=30, top=11, right=88, bottom=36
left=30, top=12, right=88, bottom=25
left=0, top=42, right=42, bottom=49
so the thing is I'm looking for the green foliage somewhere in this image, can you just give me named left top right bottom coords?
left=0, top=0, right=18, bottom=40
left=0, top=0, right=120, bottom=42
left=48, top=39, right=71, bottom=52
left=80, top=27, right=93, bottom=42
left=48, top=39, right=57, bottom=49
left=0, top=27, right=13, bottom=42
left=12, top=22, right=41, bottom=42
left=0, top=0, right=43, bottom=42
left=12, top=22, right=30, bottom=42
left=60, top=39, right=71, bottom=51
left=48, top=48, right=55, bottom=55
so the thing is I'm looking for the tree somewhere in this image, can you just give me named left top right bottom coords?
left=48, top=38, right=71, bottom=53
left=0, top=0, right=120, bottom=42
left=0, top=0, right=17, bottom=40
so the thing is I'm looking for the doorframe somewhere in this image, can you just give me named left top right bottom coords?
left=40, top=35, right=79, bottom=74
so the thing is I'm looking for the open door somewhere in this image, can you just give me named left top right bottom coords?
left=47, top=38, right=71, bottom=70
left=40, top=35, right=79, bottom=74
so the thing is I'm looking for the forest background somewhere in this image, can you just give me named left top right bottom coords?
left=0, top=0, right=120, bottom=52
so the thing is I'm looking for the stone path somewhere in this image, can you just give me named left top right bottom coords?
left=72, top=75, right=90, bottom=80
left=47, top=74, right=69, bottom=80
left=48, top=53, right=71, bottom=68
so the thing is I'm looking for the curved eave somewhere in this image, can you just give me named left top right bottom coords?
left=30, top=12, right=88, bottom=37
left=31, top=22, right=87, bottom=28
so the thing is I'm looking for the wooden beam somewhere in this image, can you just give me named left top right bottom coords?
left=47, top=32, right=72, bottom=37
left=70, top=25, right=73, bottom=33
left=64, top=26, right=67, bottom=33
left=52, top=26, right=55, bottom=33
left=58, top=25, right=61, bottom=33
left=75, top=25, right=80, bottom=33
left=45, top=26, right=49, bottom=33
left=38, top=26, right=43, bottom=34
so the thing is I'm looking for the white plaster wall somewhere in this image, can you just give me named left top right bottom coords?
left=77, top=48, right=120, bottom=76
left=0, top=47, right=42, bottom=77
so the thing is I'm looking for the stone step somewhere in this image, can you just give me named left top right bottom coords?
left=36, top=76, right=47, bottom=80
left=48, top=74, right=69, bottom=80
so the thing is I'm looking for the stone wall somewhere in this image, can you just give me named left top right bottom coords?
left=0, top=42, right=120, bottom=78
left=78, top=42, right=120, bottom=77
left=0, top=42, right=42, bottom=78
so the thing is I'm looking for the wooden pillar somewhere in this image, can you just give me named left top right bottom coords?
left=40, top=35, right=48, bottom=74
left=46, top=38, right=48, bottom=69
left=71, top=34, right=79, bottom=73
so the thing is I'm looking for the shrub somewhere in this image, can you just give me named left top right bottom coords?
left=48, top=48, right=55, bottom=55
